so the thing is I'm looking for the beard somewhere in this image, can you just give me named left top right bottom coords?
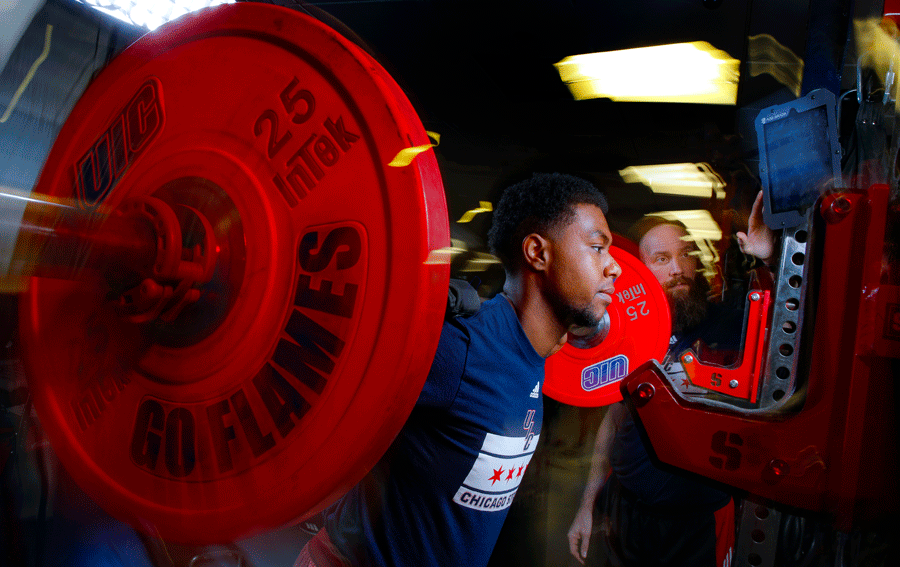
left=548, top=289, right=603, bottom=330
left=565, top=305, right=602, bottom=329
left=665, top=275, right=709, bottom=334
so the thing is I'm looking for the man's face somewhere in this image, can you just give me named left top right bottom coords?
left=545, top=203, right=621, bottom=329
left=639, top=223, right=707, bottom=333
left=639, top=223, right=699, bottom=295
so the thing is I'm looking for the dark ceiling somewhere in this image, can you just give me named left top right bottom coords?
left=286, top=0, right=810, bottom=154
left=1, top=0, right=874, bottom=237
left=253, top=0, right=862, bottom=228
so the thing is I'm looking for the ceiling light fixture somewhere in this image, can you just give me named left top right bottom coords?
left=620, top=163, right=726, bottom=200
left=555, top=41, right=740, bottom=105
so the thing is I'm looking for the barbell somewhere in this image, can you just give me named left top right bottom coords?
left=10, top=2, right=669, bottom=544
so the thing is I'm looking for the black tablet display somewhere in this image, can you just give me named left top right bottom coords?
left=755, top=89, right=842, bottom=228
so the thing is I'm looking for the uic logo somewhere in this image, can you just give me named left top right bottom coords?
left=75, top=78, right=164, bottom=209
left=581, top=355, right=628, bottom=392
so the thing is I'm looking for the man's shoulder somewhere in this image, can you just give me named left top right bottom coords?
left=438, top=315, right=472, bottom=351
left=450, top=294, right=509, bottom=330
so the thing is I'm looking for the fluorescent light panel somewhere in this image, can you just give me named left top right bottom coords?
left=620, top=163, right=726, bottom=199
left=555, top=41, right=740, bottom=105
left=747, top=34, right=804, bottom=97
left=647, top=209, right=722, bottom=240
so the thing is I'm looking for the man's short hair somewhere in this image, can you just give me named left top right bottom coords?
left=487, top=172, right=609, bottom=272
left=627, top=216, right=690, bottom=251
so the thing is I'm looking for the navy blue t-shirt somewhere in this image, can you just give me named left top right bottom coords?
left=324, top=295, right=546, bottom=566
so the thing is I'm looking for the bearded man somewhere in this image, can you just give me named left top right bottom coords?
left=566, top=194, right=773, bottom=567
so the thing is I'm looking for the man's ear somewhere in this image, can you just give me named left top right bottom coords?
left=522, top=233, right=551, bottom=272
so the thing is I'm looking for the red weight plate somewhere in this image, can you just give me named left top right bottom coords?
left=611, top=232, right=640, bottom=259
left=20, top=3, right=449, bottom=544
left=544, top=245, right=670, bottom=407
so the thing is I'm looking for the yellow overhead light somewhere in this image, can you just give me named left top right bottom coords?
left=555, top=41, right=740, bottom=105
left=651, top=209, right=723, bottom=241
left=388, top=131, right=441, bottom=167
left=854, top=17, right=900, bottom=108
left=747, top=34, right=804, bottom=97
left=424, top=239, right=469, bottom=265
left=620, top=163, right=726, bottom=199
left=457, top=201, right=493, bottom=223
left=460, top=252, right=501, bottom=273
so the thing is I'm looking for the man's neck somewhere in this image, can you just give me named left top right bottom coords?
left=502, top=279, right=566, bottom=358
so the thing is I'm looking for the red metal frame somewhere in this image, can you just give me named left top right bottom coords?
left=622, top=185, right=899, bottom=531
left=679, top=290, right=770, bottom=404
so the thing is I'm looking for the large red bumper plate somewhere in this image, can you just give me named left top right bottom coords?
left=20, top=3, right=449, bottom=544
